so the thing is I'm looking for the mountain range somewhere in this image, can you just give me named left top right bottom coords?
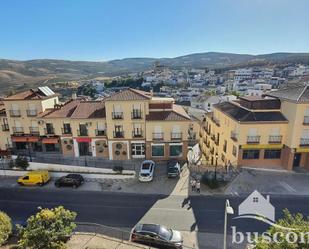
left=1, top=52, right=309, bottom=93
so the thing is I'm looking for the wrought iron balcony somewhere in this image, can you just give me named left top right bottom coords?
left=62, top=128, right=72, bottom=135
left=112, top=112, right=123, bottom=119
left=132, top=130, right=143, bottom=138
left=131, top=110, right=142, bottom=119
left=26, top=110, right=38, bottom=117
left=171, top=132, right=182, bottom=140
left=44, top=127, right=55, bottom=135
left=29, top=127, right=39, bottom=135
left=230, top=131, right=238, bottom=141
left=247, top=135, right=261, bottom=144
left=9, top=110, right=21, bottom=117
left=300, top=138, right=309, bottom=146
left=77, top=129, right=88, bottom=136
left=113, top=131, right=124, bottom=138
left=269, top=135, right=282, bottom=144
left=1, top=124, right=9, bottom=131
left=13, top=127, right=24, bottom=135
left=153, top=132, right=164, bottom=140
left=96, top=129, right=106, bottom=136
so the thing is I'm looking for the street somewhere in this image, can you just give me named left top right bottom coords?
left=0, top=187, right=309, bottom=249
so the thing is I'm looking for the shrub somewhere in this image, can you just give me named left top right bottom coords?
left=15, top=156, right=29, bottom=170
left=113, top=165, right=123, bottom=173
left=8, top=159, right=15, bottom=169
left=0, top=211, right=12, bottom=246
left=18, top=206, right=76, bottom=249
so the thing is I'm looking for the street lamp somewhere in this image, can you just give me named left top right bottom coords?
left=215, top=153, right=218, bottom=180
left=223, top=199, right=234, bottom=249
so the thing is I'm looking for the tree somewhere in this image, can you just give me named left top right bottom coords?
left=18, top=206, right=77, bottom=249
left=0, top=211, right=12, bottom=246
left=254, top=209, right=309, bottom=249
left=15, top=156, right=29, bottom=170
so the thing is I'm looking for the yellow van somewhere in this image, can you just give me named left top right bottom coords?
left=18, top=171, right=50, bottom=186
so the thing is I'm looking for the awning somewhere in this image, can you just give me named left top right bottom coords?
left=42, top=138, right=59, bottom=144
left=75, top=137, right=92, bottom=143
left=11, top=136, right=39, bottom=142
left=241, top=144, right=283, bottom=149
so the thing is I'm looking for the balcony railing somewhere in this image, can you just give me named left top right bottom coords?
left=215, top=137, right=219, bottom=146
left=9, top=110, right=21, bottom=117
left=62, top=128, right=72, bottom=135
left=132, top=130, right=143, bottom=138
left=1, top=124, right=9, bottom=131
left=13, top=127, right=24, bottom=134
left=269, top=135, right=282, bottom=144
left=153, top=132, right=164, bottom=140
left=300, top=138, right=309, bottom=146
left=247, top=135, right=261, bottom=144
left=113, top=131, right=124, bottom=138
left=96, top=129, right=106, bottom=136
left=304, top=116, right=309, bottom=125
left=210, top=147, right=214, bottom=154
left=112, top=112, right=123, bottom=119
left=26, top=110, right=38, bottom=117
left=77, top=129, right=88, bottom=136
left=230, top=131, right=238, bottom=141
left=44, top=127, right=55, bottom=135
left=29, top=127, right=39, bottom=135
left=211, top=134, right=216, bottom=141
left=131, top=110, right=142, bottom=119
left=171, top=132, right=182, bottom=140
left=212, top=117, right=220, bottom=127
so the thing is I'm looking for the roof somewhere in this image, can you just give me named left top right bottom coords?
left=106, top=88, right=152, bottom=101
left=214, top=102, right=288, bottom=123
left=265, top=84, right=309, bottom=102
left=39, top=100, right=80, bottom=118
left=4, top=87, right=58, bottom=101
left=146, top=104, right=191, bottom=121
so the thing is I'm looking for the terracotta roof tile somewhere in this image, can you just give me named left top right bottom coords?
left=146, top=104, right=191, bottom=121
left=106, top=88, right=151, bottom=101
left=39, top=100, right=80, bottom=118
left=4, top=88, right=58, bottom=101
left=70, top=101, right=106, bottom=119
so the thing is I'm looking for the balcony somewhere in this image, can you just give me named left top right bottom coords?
left=211, top=134, right=216, bottom=141
left=304, top=116, right=309, bottom=125
left=153, top=132, right=164, bottom=140
left=44, top=127, right=55, bottom=135
left=189, top=132, right=197, bottom=141
left=300, top=138, right=309, bottom=146
left=13, top=127, right=24, bottom=135
left=132, top=130, right=143, bottom=138
left=206, top=128, right=211, bottom=135
left=113, top=131, right=124, bottom=138
left=210, top=147, right=214, bottom=154
left=212, top=117, right=220, bottom=127
left=29, top=127, right=39, bottom=135
left=2, top=124, right=9, bottom=132
left=62, top=128, right=72, bottom=135
left=230, top=131, right=238, bottom=142
left=215, top=137, right=219, bottom=146
left=9, top=110, right=21, bottom=117
left=269, top=135, right=282, bottom=144
left=131, top=110, right=142, bottom=119
left=171, top=132, right=182, bottom=140
left=26, top=110, right=38, bottom=117
left=77, top=129, right=88, bottom=136
left=96, top=129, right=106, bottom=136
left=112, top=112, right=123, bottom=120
left=247, top=135, right=261, bottom=144
left=206, top=141, right=210, bottom=148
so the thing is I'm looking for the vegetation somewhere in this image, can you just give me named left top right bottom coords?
left=254, top=209, right=309, bottom=249
left=18, top=206, right=76, bottom=249
left=107, top=77, right=144, bottom=88
left=0, top=211, right=12, bottom=246
left=15, top=156, right=29, bottom=170
left=77, top=83, right=97, bottom=98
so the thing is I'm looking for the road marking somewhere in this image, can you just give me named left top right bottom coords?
left=279, top=181, right=296, bottom=193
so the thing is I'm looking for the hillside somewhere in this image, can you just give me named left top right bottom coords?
left=1, top=52, right=309, bottom=93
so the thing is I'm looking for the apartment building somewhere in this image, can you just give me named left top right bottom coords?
left=0, top=87, right=197, bottom=161
left=199, top=84, right=309, bottom=171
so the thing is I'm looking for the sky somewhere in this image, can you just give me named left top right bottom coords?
left=1, top=0, right=309, bottom=61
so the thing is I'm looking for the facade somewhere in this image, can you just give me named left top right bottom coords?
left=199, top=84, right=309, bottom=171
left=1, top=87, right=197, bottom=161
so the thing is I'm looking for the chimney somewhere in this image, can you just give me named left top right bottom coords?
left=266, top=195, right=270, bottom=202
left=72, top=92, right=77, bottom=100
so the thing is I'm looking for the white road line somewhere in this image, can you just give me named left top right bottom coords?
left=279, top=181, right=297, bottom=193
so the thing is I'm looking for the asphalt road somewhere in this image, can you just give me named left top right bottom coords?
left=1, top=187, right=308, bottom=249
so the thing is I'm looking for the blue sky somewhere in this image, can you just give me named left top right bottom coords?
left=1, top=0, right=309, bottom=61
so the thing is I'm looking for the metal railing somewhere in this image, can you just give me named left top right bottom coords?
left=112, top=112, right=123, bottom=119
left=26, top=109, right=38, bottom=117
left=171, top=132, right=182, bottom=140
left=12, top=127, right=24, bottom=134
left=247, top=135, right=260, bottom=144
left=230, top=131, right=238, bottom=141
left=44, top=127, right=55, bottom=135
left=131, top=110, right=142, bottom=119
left=9, top=110, right=21, bottom=117
left=1, top=124, right=9, bottom=131
left=269, top=135, right=282, bottom=143
left=304, top=116, right=309, bottom=125
left=300, top=138, right=309, bottom=146
left=96, top=129, right=106, bottom=136
left=132, top=130, right=143, bottom=138
left=113, top=131, right=124, bottom=138
left=152, top=132, right=164, bottom=140
left=77, top=129, right=88, bottom=136
left=29, top=127, right=39, bottom=135
left=62, top=128, right=72, bottom=135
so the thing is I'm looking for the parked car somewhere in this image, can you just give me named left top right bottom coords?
left=130, top=223, right=183, bottom=249
left=138, top=160, right=155, bottom=182
left=17, top=171, right=50, bottom=186
left=55, top=174, right=84, bottom=188
left=167, top=161, right=181, bottom=178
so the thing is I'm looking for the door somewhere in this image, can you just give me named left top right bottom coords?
left=293, top=153, right=301, bottom=168
left=79, top=142, right=90, bottom=156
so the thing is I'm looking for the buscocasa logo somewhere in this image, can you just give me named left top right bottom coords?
left=231, top=190, right=309, bottom=244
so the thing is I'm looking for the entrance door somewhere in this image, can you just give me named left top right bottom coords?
left=79, top=142, right=91, bottom=156
left=293, top=153, right=301, bottom=168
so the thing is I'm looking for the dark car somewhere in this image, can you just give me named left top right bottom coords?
left=130, top=223, right=183, bottom=249
left=55, top=174, right=84, bottom=188
left=167, top=161, right=181, bottom=178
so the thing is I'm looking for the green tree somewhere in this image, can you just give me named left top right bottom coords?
left=255, top=209, right=309, bottom=249
left=15, top=156, right=29, bottom=170
left=0, top=211, right=12, bottom=246
left=18, top=206, right=77, bottom=249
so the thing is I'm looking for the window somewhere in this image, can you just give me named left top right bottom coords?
left=253, top=197, right=259, bottom=203
left=63, top=123, right=71, bottom=134
left=223, top=140, right=227, bottom=152
left=152, top=144, right=164, bottom=157
left=232, top=145, right=237, bottom=157
left=45, top=143, right=60, bottom=152
left=131, top=143, right=145, bottom=157
left=242, top=150, right=260, bottom=159
left=170, top=144, right=183, bottom=157
left=264, top=149, right=281, bottom=159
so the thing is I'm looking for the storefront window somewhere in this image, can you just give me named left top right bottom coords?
left=45, top=143, right=60, bottom=152
left=131, top=143, right=145, bottom=157
left=152, top=145, right=164, bottom=157
left=170, top=144, right=182, bottom=157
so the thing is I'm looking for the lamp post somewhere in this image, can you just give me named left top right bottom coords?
left=215, top=153, right=218, bottom=180
left=223, top=199, right=234, bottom=249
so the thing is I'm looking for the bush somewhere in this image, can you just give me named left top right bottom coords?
left=8, top=159, right=15, bottom=169
left=18, top=206, right=76, bottom=249
left=15, top=156, right=29, bottom=170
left=113, top=165, right=123, bottom=173
left=0, top=211, right=12, bottom=246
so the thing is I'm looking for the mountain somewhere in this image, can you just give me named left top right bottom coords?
left=1, top=52, right=309, bottom=92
